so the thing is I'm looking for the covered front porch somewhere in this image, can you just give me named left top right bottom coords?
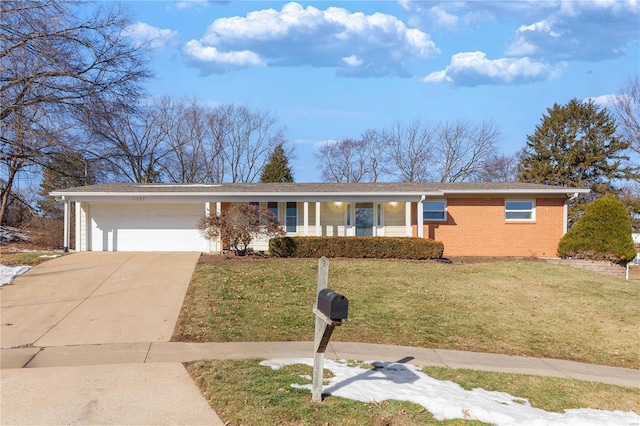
left=207, top=200, right=429, bottom=253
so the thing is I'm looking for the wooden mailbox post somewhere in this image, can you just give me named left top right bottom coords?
left=312, top=257, right=348, bottom=403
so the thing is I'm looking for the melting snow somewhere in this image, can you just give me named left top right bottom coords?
left=261, top=358, right=640, bottom=426
left=0, top=264, right=31, bottom=286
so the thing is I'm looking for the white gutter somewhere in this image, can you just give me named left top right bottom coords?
left=441, top=188, right=591, bottom=195
left=50, top=190, right=447, bottom=198
left=50, top=188, right=591, bottom=199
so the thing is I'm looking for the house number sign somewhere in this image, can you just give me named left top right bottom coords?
left=131, top=196, right=145, bottom=202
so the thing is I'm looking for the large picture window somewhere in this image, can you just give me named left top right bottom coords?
left=286, top=202, right=297, bottom=233
left=505, top=200, right=535, bottom=221
left=423, top=200, right=447, bottom=221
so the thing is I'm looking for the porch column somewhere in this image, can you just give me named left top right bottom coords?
left=75, top=201, right=81, bottom=251
left=216, top=202, right=222, bottom=252
left=315, top=202, right=321, bottom=236
left=405, top=202, right=412, bottom=237
left=303, top=202, right=309, bottom=236
left=417, top=201, right=424, bottom=238
left=63, top=200, right=70, bottom=252
left=205, top=202, right=211, bottom=253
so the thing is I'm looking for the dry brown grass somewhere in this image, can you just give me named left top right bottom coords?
left=174, top=257, right=639, bottom=369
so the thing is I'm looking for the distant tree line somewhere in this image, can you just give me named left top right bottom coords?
left=83, top=98, right=286, bottom=185
left=314, top=120, right=507, bottom=183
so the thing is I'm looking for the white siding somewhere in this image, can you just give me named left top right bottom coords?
left=384, top=203, right=407, bottom=237
left=320, top=203, right=347, bottom=236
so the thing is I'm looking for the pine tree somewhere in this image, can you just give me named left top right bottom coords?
left=38, top=152, right=95, bottom=218
left=260, top=143, right=294, bottom=183
left=518, top=98, right=634, bottom=222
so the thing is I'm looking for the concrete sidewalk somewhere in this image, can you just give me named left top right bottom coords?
left=3, top=341, right=638, bottom=388
left=1, top=362, right=224, bottom=425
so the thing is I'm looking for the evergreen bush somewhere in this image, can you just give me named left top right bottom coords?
left=269, top=236, right=444, bottom=260
left=557, top=195, right=637, bottom=264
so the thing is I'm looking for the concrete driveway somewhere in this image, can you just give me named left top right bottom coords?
left=0, top=252, right=224, bottom=425
left=1, top=252, right=200, bottom=348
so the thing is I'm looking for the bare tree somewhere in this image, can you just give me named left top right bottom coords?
left=199, top=203, right=284, bottom=256
left=203, top=106, right=231, bottom=183
left=473, top=153, right=519, bottom=182
left=382, top=120, right=436, bottom=182
left=316, top=138, right=374, bottom=183
left=611, top=76, right=640, bottom=156
left=155, top=97, right=210, bottom=183
left=84, top=99, right=171, bottom=183
left=199, top=104, right=286, bottom=183
left=359, top=129, right=389, bottom=182
left=436, top=120, right=500, bottom=182
left=315, top=130, right=389, bottom=183
left=0, top=0, right=150, bottom=223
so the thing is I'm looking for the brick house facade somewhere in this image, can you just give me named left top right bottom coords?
left=52, top=182, right=588, bottom=257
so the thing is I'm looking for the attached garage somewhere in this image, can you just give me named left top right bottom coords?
left=88, top=203, right=208, bottom=252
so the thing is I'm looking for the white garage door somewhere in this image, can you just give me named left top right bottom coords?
left=89, top=203, right=208, bottom=252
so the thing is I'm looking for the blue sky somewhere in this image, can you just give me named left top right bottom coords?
left=122, top=0, right=640, bottom=182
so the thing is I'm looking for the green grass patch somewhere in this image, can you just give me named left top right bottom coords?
left=174, top=258, right=639, bottom=369
left=187, top=359, right=640, bottom=426
left=0, top=251, right=64, bottom=266
left=421, top=367, right=640, bottom=413
left=187, top=359, right=486, bottom=426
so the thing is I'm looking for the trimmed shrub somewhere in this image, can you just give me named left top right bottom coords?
left=557, top=195, right=637, bottom=264
left=269, top=236, right=444, bottom=260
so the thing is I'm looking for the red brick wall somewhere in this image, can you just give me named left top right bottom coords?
left=419, top=197, right=566, bottom=258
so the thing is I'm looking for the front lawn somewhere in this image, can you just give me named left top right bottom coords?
left=187, top=359, right=640, bottom=426
left=173, top=257, right=639, bottom=369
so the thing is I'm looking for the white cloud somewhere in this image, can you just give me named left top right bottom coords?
left=343, top=55, right=363, bottom=67
left=182, top=2, right=439, bottom=77
left=429, top=6, right=460, bottom=28
left=506, top=1, right=639, bottom=61
left=124, top=22, right=178, bottom=50
left=313, top=139, right=339, bottom=150
left=424, top=52, right=566, bottom=86
left=403, top=1, right=637, bottom=63
left=176, top=0, right=212, bottom=10
left=587, top=94, right=618, bottom=108
left=183, top=40, right=265, bottom=73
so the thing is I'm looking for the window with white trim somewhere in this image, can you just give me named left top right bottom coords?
left=423, top=200, right=447, bottom=221
left=267, top=201, right=278, bottom=219
left=505, top=200, right=535, bottom=221
left=286, top=202, right=297, bottom=233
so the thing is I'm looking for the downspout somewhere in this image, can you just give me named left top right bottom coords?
left=563, top=192, right=579, bottom=235
left=417, top=195, right=426, bottom=238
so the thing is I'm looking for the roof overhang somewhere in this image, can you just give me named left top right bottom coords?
left=50, top=183, right=590, bottom=204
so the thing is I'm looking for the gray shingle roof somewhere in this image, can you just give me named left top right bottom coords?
left=51, top=182, right=588, bottom=196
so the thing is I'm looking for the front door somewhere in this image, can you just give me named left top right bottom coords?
left=355, top=203, right=374, bottom=236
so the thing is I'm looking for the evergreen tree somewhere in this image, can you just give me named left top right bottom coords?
left=518, top=98, right=634, bottom=222
left=38, top=152, right=95, bottom=218
left=260, top=143, right=294, bottom=183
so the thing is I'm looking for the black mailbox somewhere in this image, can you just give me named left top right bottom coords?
left=317, top=289, right=348, bottom=321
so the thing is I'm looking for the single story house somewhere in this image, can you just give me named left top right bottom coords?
left=51, top=182, right=589, bottom=257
